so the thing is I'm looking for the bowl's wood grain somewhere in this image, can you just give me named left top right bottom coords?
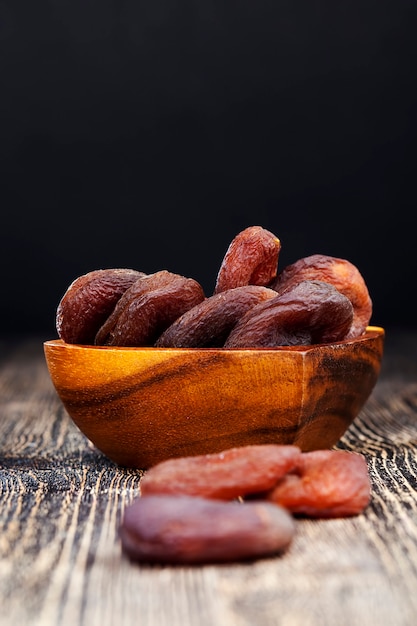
left=44, top=327, right=384, bottom=468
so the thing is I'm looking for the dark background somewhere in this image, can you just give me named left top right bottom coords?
left=1, top=1, right=416, bottom=338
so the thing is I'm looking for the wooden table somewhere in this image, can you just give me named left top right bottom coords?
left=1, top=329, right=417, bottom=626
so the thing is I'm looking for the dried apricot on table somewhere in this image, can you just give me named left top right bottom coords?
left=215, top=226, right=281, bottom=294
left=224, top=279, right=354, bottom=348
left=265, top=449, right=371, bottom=518
left=140, top=444, right=302, bottom=499
left=56, top=268, right=146, bottom=345
left=155, top=285, right=277, bottom=347
left=269, top=254, right=372, bottom=338
left=120, top=495, right=295, bottom=564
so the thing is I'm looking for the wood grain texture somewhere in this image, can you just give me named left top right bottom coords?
left=0, top=330, right=416, bottom=626
left=43, top=328, right=384, bottom=467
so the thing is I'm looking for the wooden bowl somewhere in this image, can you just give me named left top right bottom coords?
left=44, top=326, right=384, bottom=469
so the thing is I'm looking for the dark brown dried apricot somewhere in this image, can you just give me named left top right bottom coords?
left=56, top=268, right=146, bottom=345
left=140, top=444, right=301, bottom=499
left=155, top=285, right=278, bottom=347
left=266, top=449, right=371, bottom=518
left=214, top=226, right=281, bottom=294
left=269, top=254, right=372, bottom=338
left=95, top=270, right=205, bottom=346
left=120, top=495, right=295, bottom=564
left=224, top=279, right=354, bottom=348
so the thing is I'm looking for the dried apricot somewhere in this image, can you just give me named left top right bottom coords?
left=155, top=285, right=277, bottom=347
left=224, top=279, right=353, bottom=347
left=95, top=270, right=205, bottom=346
left=120, top=495, right=295, bottom=564
left=266, top=449, right=371, bottom=518
left=214, top=226, right=281, bottom=294
left=56, top=268, right=146, bottom=345
left=140, top=444, right=301, bottom=499
left=269, top=254, right=372, bottom=338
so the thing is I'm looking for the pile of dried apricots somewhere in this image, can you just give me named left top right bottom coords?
left=55, top=226, right=375, bottom=565
left=119, top=444, right=371, bottom=565
left=56, top=225, right=372, bottom=348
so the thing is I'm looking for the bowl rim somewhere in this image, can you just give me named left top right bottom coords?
left=44, top=325, right=385, bottom=354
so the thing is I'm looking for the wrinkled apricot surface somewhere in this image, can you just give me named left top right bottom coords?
left=140, top=444, right=302, bottom=499
left=95, top=270, right=205, bottom=346
left=155, top=285, right=277, bottom=347
left=266, top=449, right=371, bottom=518
left=224, top=280, right=354, bottom=347
left=56, top=268, right=145, bottom=345
left=215, top=226, right=281, bottom=294
left=269, top=254, right=372, bottom=338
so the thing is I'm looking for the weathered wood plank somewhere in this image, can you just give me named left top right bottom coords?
left=0, top=331, right=416, bottom=626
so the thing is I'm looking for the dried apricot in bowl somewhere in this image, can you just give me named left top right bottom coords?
left=43, top=326, right=384, bottom=469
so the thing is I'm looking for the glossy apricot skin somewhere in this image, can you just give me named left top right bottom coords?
left=43, top=326, right=384, bottom=469
left=214, top=226, right=281, bottom=293
left=56, top=268, right=145, bottom=345
left=269, top=254, right=372, bottom=339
